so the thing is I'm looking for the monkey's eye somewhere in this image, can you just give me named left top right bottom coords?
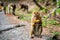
left=36, top=14, right=39, bottom=15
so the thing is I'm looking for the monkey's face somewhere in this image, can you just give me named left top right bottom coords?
left=33, top=12, right=40, bottom=17
left=32, top=12, right=40, bottom=23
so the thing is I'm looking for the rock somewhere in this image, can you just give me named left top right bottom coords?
left=0, top=11, right=10, bottom=25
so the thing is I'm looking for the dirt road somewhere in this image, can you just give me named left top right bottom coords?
left=0, top=12, right=52, bottom=40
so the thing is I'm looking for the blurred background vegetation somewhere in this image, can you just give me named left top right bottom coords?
left=0, top=0, right=60, bottom=40
left=2, top=0, right=60, bottom=27
left=0, top=0, right=60, bottom=27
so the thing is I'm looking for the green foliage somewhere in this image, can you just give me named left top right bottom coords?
left=48, top=32, right=60, bottom=40
left=48, top=20, right=57, bottom=25
left=55, top=24, right=60, bottom=26
left=21, top=14, right=32, bottom=21
left=42, top=19, right=47, bottom=27
left=43, top=16, right=48, bottom=19
left=36, top=0, right=41, bottom=2
left=41, top=9, right=47, bottom=13
left=53, top=32, right=60, bottom=35
left=6, top=6, right=8, bottom=12
left=42, top=15, right=49, bottom=27
left=36, top=0, right=44, bottom=2
left=48, top=38, right=52, bottom=40
left=16, top=13, right=32, bottom=21
left=1, top=0, right=20, bottom=2
left=46, top=19, right=60, bottom=26
left=42, top=18, right=59, bottom=27
left=52, top=32, right=60, bottom=40
left=51, top=12, right=55, bottom=16
left=56, top=8, right=60, bottom=14
left=18, top=14, right=25, bottom=19
left=57, top=0, right=60, bottom=6
left=29, top=6, right=39, bottom=12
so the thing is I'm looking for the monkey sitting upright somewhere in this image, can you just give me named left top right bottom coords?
left=18, top=4, right=28, bottom=12
left=11, top=4, right=16, bottom=15
left=0, top=2, right=4, bottom=11
left=8, top=3, right=16, bottom=15
left=30, top=12, right=42, bottom=38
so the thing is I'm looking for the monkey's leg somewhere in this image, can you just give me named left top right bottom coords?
left=4, top=7, right=6, bottom=14
left=35, top=24, right=40, bottom=37
left=30, top=25, right=36, bottom=38
left=9, top=8, right=10, bottom=14
left=13, top=10, right=15, bottom=16
left=4, top=10, right=6, bottom=14
left=35, top=25, right=39, bottom=36
left=23, top=8, right=26, bottom=11
left=39, top=26, right=42, bottom=38
left=26, top=7, right=28, bottom=12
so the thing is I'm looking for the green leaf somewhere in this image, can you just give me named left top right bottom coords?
left=53, top=32, right=60, bottom=35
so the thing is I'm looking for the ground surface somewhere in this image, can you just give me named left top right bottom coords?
left=0, top=11, right=58, bottom=40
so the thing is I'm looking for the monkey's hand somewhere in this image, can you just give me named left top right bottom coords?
left=11, top=6, right=13, bottom=9
left=34, top=20, right=40, bottom=23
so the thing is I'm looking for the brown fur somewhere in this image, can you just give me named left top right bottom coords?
left=30, top=12, right=42, bottom=38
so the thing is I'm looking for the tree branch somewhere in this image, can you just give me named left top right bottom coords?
left=33, top=0, right=44, bottom=10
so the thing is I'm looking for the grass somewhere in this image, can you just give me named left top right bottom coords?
left=48, top=32, right=60, bottom=40
left=19, top=14, right=32, bottom=21
left=15, top=9, right=32, bottom=21
left=29, top=6, right=39, bottom=12
left=56, top=8, right=60, bottom=14
left=42, top=16, right=60, bottom=27
left=53, top=32, right=60, bottom=35
left=47, top=19, right=60, bottom=26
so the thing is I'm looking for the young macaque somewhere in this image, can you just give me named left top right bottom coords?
left=3, top=6, right=6, bottom=14
left=11, top=4, right=16, bottom=15
left=0, top=2, right=4, bottom=11
left=0, top=2, right=6, bottom=14
left=30, top=12, right=42, bottom=38
left=8, top=3, right=16, bottom=15
left=18, top=4, right=28, bottom=12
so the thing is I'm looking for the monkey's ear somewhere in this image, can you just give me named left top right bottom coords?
left=37, top=11, right=40, bottom=13
left=32, top=12, right=36, bottom=14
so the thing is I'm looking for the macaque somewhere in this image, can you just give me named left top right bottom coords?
left=0, top=2, right=6, bottom=14
left=30, top=12, right=42, bottom=38
left=8, top=4, right=11, bottom=14
left=3, top=6, right=6, bottom=14
left=18, top=4, right=28, bottom=12
left=0, top=2, right=3, bottom=6
left=8, top=3, right=16, bottom=15
left=0, top=2, right=4, bottom=11
left=11, top=4, right=16, bottom=15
